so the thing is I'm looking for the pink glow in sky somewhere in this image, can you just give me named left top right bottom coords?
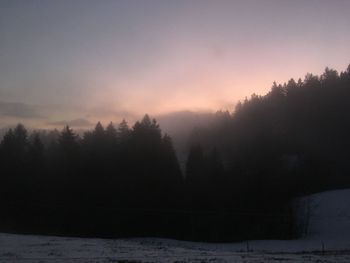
left=0, top=0, right=350, bottom=128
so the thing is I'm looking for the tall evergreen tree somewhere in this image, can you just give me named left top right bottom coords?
left=118, top=119, right=131, bottom=142
left=106, top=122, right=118, bottom=144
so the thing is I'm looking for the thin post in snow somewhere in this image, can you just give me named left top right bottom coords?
left=321, top=241, right=325, bottom=255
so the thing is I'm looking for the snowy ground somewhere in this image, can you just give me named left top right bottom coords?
left=1, top=189, right=350, bottom=262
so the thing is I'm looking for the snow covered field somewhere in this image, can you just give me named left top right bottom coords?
left=1, top=189, right=350, bottom=262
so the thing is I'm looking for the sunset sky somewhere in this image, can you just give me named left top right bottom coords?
left=1, top=0, right=350, bottom=128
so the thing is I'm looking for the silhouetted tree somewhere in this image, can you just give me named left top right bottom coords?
left=1, top=64, right=350, bottom=241
left=118, top=119, right=131, bottom=142
left=58, top=126, right=79, bottom=158
left=106, top=122, right=118, bottom=144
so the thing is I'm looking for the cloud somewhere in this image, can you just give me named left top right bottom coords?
left=0, top=101, right=42, bottom=118
left=86, top=107, right=138, bottom=120
left=47, top=118, right=93, bottom=127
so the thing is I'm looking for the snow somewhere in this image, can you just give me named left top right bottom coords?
left=304, top=189, right=350, bottom=241
left=1, top=189, right=350, bottom=262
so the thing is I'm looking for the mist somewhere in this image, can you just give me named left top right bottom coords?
left=1, top=1, right=350, bottom=261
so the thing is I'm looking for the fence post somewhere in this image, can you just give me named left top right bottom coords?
left=321, top=241, right=325, bottom=255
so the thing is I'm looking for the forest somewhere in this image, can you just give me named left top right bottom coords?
left=0, top=65, right=350, bottom=242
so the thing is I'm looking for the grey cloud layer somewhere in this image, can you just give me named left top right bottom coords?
left=0, top=101, right=42, bottom=118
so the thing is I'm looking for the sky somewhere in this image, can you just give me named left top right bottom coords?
left=0, top=0, right=350, bottom=128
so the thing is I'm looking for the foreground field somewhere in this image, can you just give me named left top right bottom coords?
left=1, top=233, right=350, bottom=263
left=1, top=189, right=350, bottom=262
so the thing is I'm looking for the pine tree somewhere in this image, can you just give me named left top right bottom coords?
left=106, top=122, right=118, bottom=143
left=13, top=124, right=29, bottom=163
left=58, top=126, right=80, bottom=164
left=118, top=119, right=131, bottom=142
left=28, top=133, right=44, bottom=167
left=93, top=122, right=105, bottom=139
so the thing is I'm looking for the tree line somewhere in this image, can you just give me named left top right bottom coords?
left=187, top=64, right=350, bottom=237
left=0, top=115, right=291, bottom=241
left=1, top=64, right=349, bottom=241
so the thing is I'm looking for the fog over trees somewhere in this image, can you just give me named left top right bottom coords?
left=0, top=65, right=350, bottom=241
